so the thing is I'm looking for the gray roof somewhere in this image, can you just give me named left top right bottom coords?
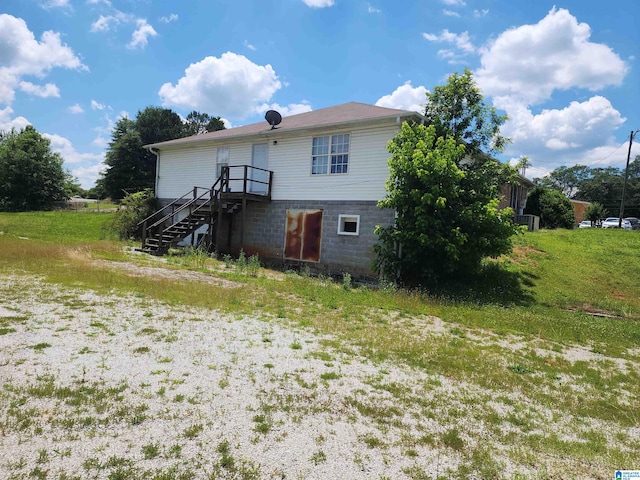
left=146, top=102, right=422, bottom=149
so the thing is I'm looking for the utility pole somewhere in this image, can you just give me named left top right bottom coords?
left=619, top=130, right=638, bottom=228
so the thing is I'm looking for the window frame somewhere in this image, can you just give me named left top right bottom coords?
left=216, top=146, right=229, bottom=178
left=310, top=133, right=350, bottom=176
left=337, top=214, right=360, bottom=236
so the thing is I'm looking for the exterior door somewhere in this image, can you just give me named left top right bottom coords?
left=251, top=143, right=268, bottom=193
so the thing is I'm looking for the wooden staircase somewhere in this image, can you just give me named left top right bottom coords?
left=140, top=206, right=214, bottom=254
left=138, top=165, right=272, bottom=256
left=138, top=187, right=217, bottom=255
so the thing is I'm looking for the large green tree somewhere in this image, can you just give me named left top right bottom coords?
left=374, top=123, right=518, bottom=285
left=100, top=107, right=225, bottom=200
left=102, top=117, right=146, bottom=200
left=374, top=69, right=519, bottom=286
left=182, top=111, right=226, bottom=136
left=524, top=186, right=575, bottom=229
left=424, top=68, right=509, bottom=155
left=534, top=165, right=591, bottom=198
left=0, top=126, right=69, bottom=211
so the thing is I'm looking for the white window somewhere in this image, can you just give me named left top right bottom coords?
left=337, top=214, right=360, bottom=236
left=216, top=147, right=229, bottom=178
left=311, top=134, right=349, bottom=175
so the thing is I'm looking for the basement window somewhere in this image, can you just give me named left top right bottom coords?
left=338, top=214, right=360, bottom=236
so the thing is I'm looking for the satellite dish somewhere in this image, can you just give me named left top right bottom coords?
left=265, top=110, right=282, bottom=129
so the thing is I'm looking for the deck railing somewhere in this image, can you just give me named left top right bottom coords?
left=138, top=165, right=273, bottom=250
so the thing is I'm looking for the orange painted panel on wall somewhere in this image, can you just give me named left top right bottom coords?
left=284, top=209, right=322, bottom=262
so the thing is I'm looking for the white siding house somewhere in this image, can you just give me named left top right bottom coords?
left=146, top=102, right=423, bottom=276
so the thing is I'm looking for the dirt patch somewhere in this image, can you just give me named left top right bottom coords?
left=93, top=259, right=241, bottom=288
left=509, top=244, right=545, bottom=267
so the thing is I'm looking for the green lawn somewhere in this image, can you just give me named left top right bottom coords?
left=0, top=212, right=638, bottom=477
left=0, top=211, right=116, bottom=243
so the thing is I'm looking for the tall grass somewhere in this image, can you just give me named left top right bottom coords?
left=1, top=213, right=639, bottom=473
left=0, top=215, right=638, bottom=354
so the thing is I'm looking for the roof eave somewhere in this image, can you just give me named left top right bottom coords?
left=144, top=111, right=424, bottom=150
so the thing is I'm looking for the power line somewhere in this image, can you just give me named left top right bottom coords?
left=590, top=141, right=627, bottom=166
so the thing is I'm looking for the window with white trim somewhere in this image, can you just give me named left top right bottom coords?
left=216, top=147, right=229, bottom=178
left=337, top=214, right=360, bottom=236
left=311, top=134, right=350, bottom=175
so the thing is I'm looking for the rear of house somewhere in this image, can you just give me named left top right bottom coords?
left=146, top=103, right=422, bottom=277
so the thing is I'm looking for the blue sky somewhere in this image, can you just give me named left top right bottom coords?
left=1, top=0, right=638, bottom=188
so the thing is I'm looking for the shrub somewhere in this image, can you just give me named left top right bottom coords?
left=109, top=189, right=158, bottom=240
left=524, top=186, right=575, bottom=229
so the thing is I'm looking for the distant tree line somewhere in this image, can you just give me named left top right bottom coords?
left=533, top=160, right=640, bottom=218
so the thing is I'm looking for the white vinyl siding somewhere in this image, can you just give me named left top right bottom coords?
left=156, top=123, right=401, bottom=202
left=272, top=124, right=397, bottom=201
left=156, top=144, right=217, bottom=199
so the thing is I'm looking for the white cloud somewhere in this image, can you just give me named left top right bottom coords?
left=91, top=100, right=107, bottom=110
left=92, top=135, right=109, bottom=148
left=69, top=104, right=84, bottom=114
left=521, top=139, right=640, bottom=181
left=475, top=7, right=627, bottom=105
left=474, top=9, right=489, bottom=18
left=375, top=81, right=427, bottom=113
left=466, top=7, right=631, bottom=176
left=0, top=15, right=87, bottom=105
left=244, top=40, right=256, bottom=51
left=90, top=13, right=128, bottom=32
left=442, top=0, right=465, bottom=5
left=422, top=29, right=475, bottom=54
left=71, top=163, right=106, bottom=189
left=44, top=133, right=105, bottom=188
left=256, top=102, right=313, bottom=117
left=443, top=10, right=460, bottom=17
left=91, top=10, right=158, bottom=50
left=127, top=19, right=157, bottom=49
left=86, top=0, right=111, bottom=5
left=45, top=133, right=100, bottom=165
left=19, top=81, right=60, bottom=98
left=0, top=106, right=30, bottom=132
left=41, top=0, right=71, bottom=9
left=367, top=3, right=381, bottom=14
left=302, top=0, right=335, bottom=8
left=500, top=96, right=626, bottom=170
left=158, top=52, right=282, bottom=120
left=435, top=49, right=466, bottom=64
left=159, top=13, right=178, bottom=24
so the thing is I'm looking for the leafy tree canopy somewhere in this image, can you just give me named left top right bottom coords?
left=584, top=202, right=606, bottom=224
left=374, top=122, right=518, bottom=286
left=534, top=165, right=593, bottom=198
left=183, top=111, right=226, bottom=136
left=524, top=186, right=575, bottom=229
left=424, top=68, right=509, bottom=155
left=375, top=69, right=520, bottom=286
left=0, top=126, right=69, bottom=211
left=534, top=158, right=640, bottom=217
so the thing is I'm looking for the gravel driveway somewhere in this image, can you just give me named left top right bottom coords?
left=0, top=273, right=462, bottom=479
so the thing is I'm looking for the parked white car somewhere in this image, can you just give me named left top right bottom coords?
left=601, top=217, right=632, bottom=230
left=578, top=220, right=592, bottom=228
